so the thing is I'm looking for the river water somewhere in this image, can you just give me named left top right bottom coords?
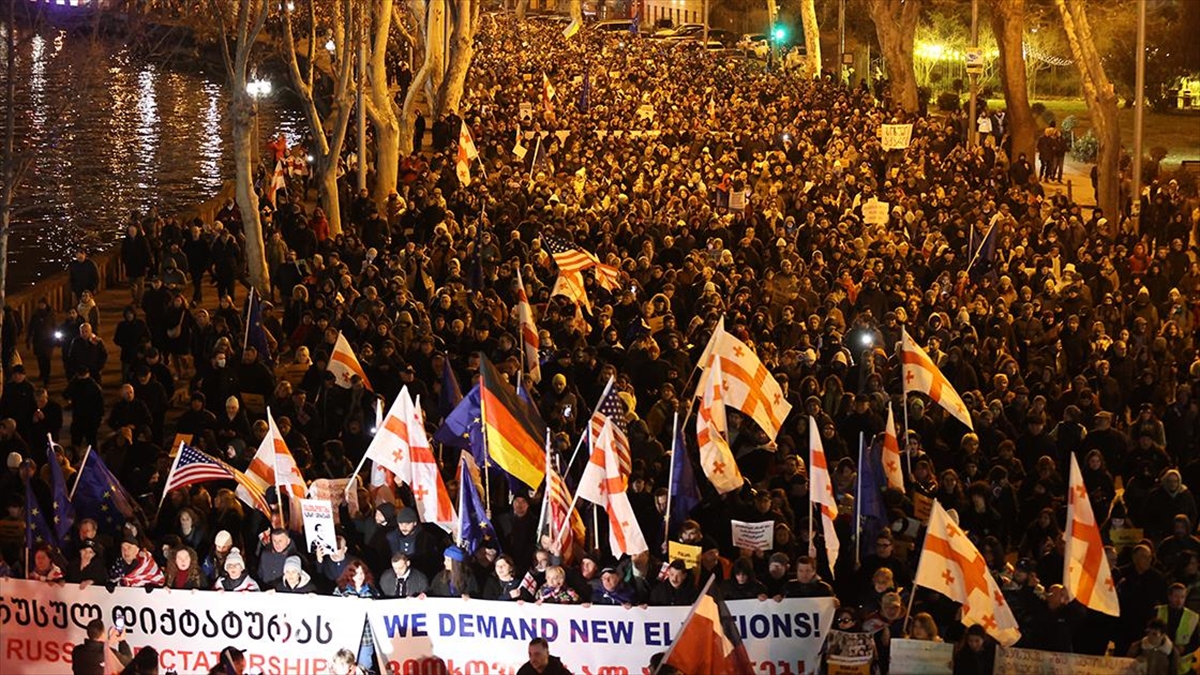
left=3, top=24, right=304, bottom=290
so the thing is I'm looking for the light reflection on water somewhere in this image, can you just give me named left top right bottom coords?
left=7, top=27, right=303, bottom=289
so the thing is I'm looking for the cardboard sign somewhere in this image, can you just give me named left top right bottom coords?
left=300, top=498, right=337, bottom=555
left=881, top=124, right=913, bottom=150
left=862, top=199, right=891, bottom=225
left=308, top=477, right=361, bottom=521
left=518, top=102, right=533, bottom=121
left=732, top=520, right=776, bottom=551
left=729, top=189, right=747, bottom=212
left=994, top=647, right=1144, bottom=675
left=890, top=639, right=955, bottom=674
left=169, top=434, right=192, bottom=457
left=668, top=541, right=701, bottom=568
left=913, top=492, right=934, bottom=523
left=1109, top=527, right=1145, bottom=551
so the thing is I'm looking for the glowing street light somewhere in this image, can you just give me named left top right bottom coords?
left=247, top=79, right=273, bottom=98
left=325, top=38, right=336, bottom=53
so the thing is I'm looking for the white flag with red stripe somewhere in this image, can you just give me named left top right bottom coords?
left=697, top=356, right=743, bottom=495
left=1065, top=453, right=1119, bottom=616
left=240, top=408, right=307, bottom=525
left=915, top=500, right=1021, bottom=646
left=881, top=403, right=905, bottom=491
left=577, top=417, right=648, bottom=557
left=696, top=318, right=792, bottom=441
left=516, top=268, right=541, bottom=384
left=407, top=395, right=457, bottom=533
left=328, top=332, right=373, bottom=390
left=901, top=329, right=973, bottom=429
left=808, top=417, right=840, bottom=575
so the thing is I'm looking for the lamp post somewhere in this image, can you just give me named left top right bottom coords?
left=246, top=78, right=272, bottom=169
left=1132, top=0, right=1146, bottom=227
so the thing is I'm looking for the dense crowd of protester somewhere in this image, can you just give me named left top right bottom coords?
left=1, top=14, right=1199, bottom=675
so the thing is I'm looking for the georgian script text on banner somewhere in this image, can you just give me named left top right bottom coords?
left=370, top=596, right=836, bottom=675
left=0, top=578, right=367, bottom=675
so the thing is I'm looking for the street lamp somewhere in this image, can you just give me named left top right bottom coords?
left=325, top=38, right=336, bottom=53
left=247, top=79, right=272, bottom=169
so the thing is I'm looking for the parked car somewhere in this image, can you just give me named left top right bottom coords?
left=591, top=19, right=634, bottom=32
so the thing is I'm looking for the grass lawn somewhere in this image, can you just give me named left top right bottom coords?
left=985, top=98, right=1200, bottom=170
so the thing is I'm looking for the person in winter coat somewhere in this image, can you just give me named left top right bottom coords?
left=378, top=552, right=430, bottom=598
left=274, top=556, right=317, bottom=593
left=213, top=549, right=259, bottom=592
left=1144, top=470, right=1199, bottom=540
left=1128, top=618, right=1180, bottom=675
left=121, top=225, right=154, bottom=304
left=516, top=637, right=573, bottom=675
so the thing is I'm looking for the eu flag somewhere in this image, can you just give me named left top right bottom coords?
left=670, top=416, right=701, bottom=534
left=244, top=287, right=274, bottom=365
left=457, top=452, right=497, bottom=555
left=435, top=383, right=481, bottom=452
left=856, top=442, right=889, bottom=562
left=439, top=357, right=464, bottom=420
left=71, top=447, right=143, bottom=536
left=25, top=477, right=57, bottom=552
left=46, top=444, right=75, bottom=546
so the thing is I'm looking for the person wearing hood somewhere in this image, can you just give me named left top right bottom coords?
left=517, top=637, right=573, bottom=675
left=1145, top=470, right=1199, bottom=540
left=274, top=555, right=316, bottom=593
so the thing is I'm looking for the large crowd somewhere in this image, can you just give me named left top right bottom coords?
left=2, top=14, right=1200, bottom=675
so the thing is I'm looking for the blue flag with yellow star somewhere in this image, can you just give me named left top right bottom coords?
left=25, top=477, right=57, bottom=552
left=71, top=447, right=142, bottom=536
left=46, top=444, right=75, bottom=545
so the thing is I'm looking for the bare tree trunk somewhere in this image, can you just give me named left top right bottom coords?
left=799, top=0, right=821, bottom=77
left=437, top=0, right=477, bottom=117
left=231, top=95, right=269, bottom=293
left=364, top=0, right=407, bottom=205
left=400, top=0, right=444, bottom=155
left=867, top=0, right=921, bottom=113
left=990, top=0, right=1037, bottom=168
left=214, top=0, right=272, bottom=293
left=280, top=0, right=358, bottom=236
left=516, top=0, right=528, bottom=21
left=568, top=0, right=582, bottom=24
left=1056, top=0, right=1120, bottom=223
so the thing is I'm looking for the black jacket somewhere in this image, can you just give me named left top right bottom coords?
left=516, top=656, right=573, bottom=675
left=72, top=639, right=131, bottom=675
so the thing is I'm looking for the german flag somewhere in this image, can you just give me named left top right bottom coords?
left=480, top=355, right=547, bottom=489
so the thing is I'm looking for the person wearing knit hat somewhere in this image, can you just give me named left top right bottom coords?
left=214, top=548, right=259, bottom=592
left=430, top=546, right=479, bottom=598
left=275, top=555, right=316, bottom=594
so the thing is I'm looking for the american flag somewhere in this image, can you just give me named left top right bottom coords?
left=543, top=235, right=599, bottom=274
left=592, top=260, right=621, bottom=292
left=589, top=379, right=632, bottom=478
left=164, top=445, right=271, bottom=515
left=547, top=462, right=586, bottom=564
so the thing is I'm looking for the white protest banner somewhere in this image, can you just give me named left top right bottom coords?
left=307, top=477, right=359, bottom=521
left=890, top=638, right=955, bottom=674
left=300, top=498, right=336, bottom=556
left=371, top=596, right=836, bottom=675
left=881, top=124, right=914, bottom=150
left=994, top=647, right=1145, bottom=675
left=729, top=188, right=747, bottom=212
left=0, top=578, right=367, bottom=675
left=731, top=520, right=775, bottom=551
left=862, top=199, right=891, bottom=225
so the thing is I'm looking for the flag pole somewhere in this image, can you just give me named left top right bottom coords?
left=902, top=391, right=912, bottom=478
left=663, top=410, right=679, bottom=549
left=563, top=376, right=615, bottom=477
left=268, top=408, right=287, bottom=530
left=68, top=440, right=91, bottom=502
left=552, top=483, right=583, bottom=553
left=856, top=431, right=864, bottom=570
left=480, top=380, right=493, bottom=518
left=535, top=428, right=551, bottom=539
left=456, top=455, right=467, bottom=549
left=243, top=287, right=254, bottom=353
left=158, top=442, right=187, bottom=513
left=588, top=429, right=600, bottom=552
left=902, top=509, right=930, bottom=634
left=807, top=416, right=816, bottom=560
left=965, top=223, right=995, bottom=275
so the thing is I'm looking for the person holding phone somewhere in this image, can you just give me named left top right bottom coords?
left=72, top=618, right=132, bottom=675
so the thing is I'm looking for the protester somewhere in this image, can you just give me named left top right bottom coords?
left=72, top=619, right=132, bottom=675
left=517, top=637, right=573, bottom=675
